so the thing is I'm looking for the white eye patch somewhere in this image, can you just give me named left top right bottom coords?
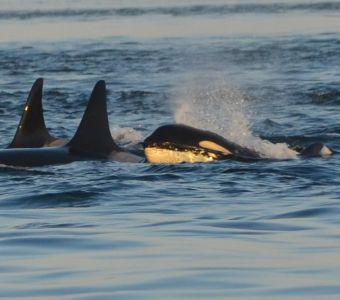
left=199, top=140, right=232, bottom=155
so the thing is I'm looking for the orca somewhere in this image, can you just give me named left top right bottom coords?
left=143, top=124, right=261, bottom=163
left=0, top=80, right=141, bottom=167
left=143, top=124, right=332, bottom=164
left=8, top=78, right=65, bottom=148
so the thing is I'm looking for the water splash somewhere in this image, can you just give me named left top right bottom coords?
left=173, top=77, right=298, bottom=159
left=111, top=127, right=143, bottom=148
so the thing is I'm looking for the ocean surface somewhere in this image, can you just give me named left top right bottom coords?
left=1, top=0, right=340, bottom=299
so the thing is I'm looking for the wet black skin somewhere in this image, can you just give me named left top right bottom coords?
left=143, top=124, right=261, bottom=161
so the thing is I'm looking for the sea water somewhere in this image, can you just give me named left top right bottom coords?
left=0, top=1, right=340, bottom=299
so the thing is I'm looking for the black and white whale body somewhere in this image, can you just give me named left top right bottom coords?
left=8, top=78, right=65, bottom=148
left=3, top=80, right=331, bottom=166
left=0, top=80, right=141, bottom=167
left=143, top=124, right=262, bottom=163
left=143, top=124, right=332, bottom=164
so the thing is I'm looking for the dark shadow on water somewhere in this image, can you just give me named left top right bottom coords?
left=0, top=165, right=56, bottom=176
left=271, top=207, right=337, bottom=219
left=1, top=190, right=101, bottom=209
left=14, top=222, right=95, bottom=230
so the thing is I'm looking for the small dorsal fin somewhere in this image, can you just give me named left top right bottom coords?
left=67, top=80, right=120, bottom=157
left=8, top=78, right=57, bottom=148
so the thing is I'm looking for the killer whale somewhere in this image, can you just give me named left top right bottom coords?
left=4, top=80, right=331, bottom=166
left=143, top=124, right=261, bottom=163
left=0, top=80, right=141, bottom=167
left=5, top=78, right=141, bottom=164
left=143, top=124, right=332, bottom=163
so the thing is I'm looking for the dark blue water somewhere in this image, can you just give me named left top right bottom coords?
left=1, top=1, right=340, bottom=299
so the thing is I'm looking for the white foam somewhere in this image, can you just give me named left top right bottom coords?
left=110, top=127, right=143, bottom=148
left=173, top=76, right=298, bottom=160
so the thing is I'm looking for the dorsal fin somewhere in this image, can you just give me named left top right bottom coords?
left=8, top=78, right=57, bottom=148
left=67, top=80, right=120, bottom=157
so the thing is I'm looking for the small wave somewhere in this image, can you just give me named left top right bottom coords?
left=1, top=2, right=339, bottom=20
left=0, top=164, right=56, bottom=175
left=1, top=190, right=100, bottom=209
left=0, top=9, right=113, bottom=20
left=262, top=119, right=283, bottom=128
left=271, top=207, right=335, bottom=219
left=326, top=133, right=340, bottom=137
left=209, top=220, right=309, bottom=232
left=15, top=222, right=95, bottom=230
left=0, top=236, right=144, bottom=251
left=118, top=90, right=155, bottom=100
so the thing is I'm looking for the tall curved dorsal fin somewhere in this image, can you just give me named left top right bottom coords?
left=8, top=78, right=57, bottom=148
left=67, top=80, right=120, bottom=157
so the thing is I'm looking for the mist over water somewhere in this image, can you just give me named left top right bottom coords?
left=174, top=76, right=298, bottom=159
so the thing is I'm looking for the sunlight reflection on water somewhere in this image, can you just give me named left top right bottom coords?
left=1, top=14, right=340, bottom=43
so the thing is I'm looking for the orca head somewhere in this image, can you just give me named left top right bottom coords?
left=300, top=142, right=332, bottom=157
left=8, top=78, right=58, bottom=148
left=143, top=124, right=233, bottom=163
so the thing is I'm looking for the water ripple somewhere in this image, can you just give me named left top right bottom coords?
left=1, top=190, right=101, bottom=208
left=1, top=2, right=340, bottom=20
left=272, top=207, right=336, bottom=219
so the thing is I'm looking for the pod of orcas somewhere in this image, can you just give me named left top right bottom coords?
left=0, top=78, right=332, bottom=167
